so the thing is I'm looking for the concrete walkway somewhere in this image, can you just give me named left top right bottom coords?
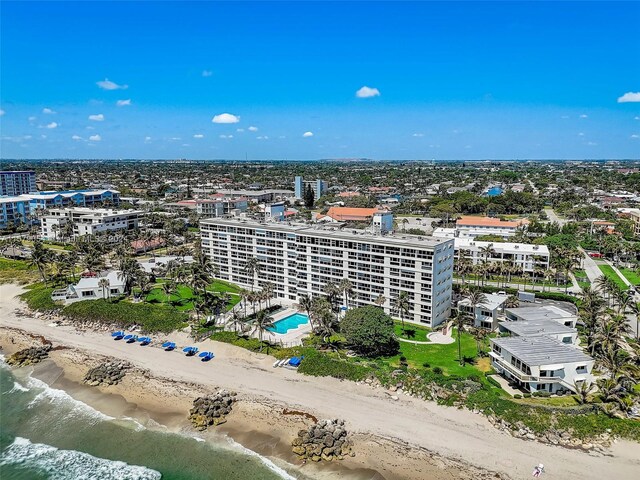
left=605, top=260, right=632, bottom=287
left=578, top=246, right=604, bottom=284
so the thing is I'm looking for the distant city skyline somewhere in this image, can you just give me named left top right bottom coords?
left=1, top=1, right=639, bottom=160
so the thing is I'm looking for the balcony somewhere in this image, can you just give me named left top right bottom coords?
left=489, top=352, right=562, bottom=383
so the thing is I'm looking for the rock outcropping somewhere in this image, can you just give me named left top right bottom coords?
left=189, top=390, right=237, bottom=430
left=83, top=362, right=131, bottom=386
left=6, top=345, right=52, bottom=367
left=291, top=419, right=354, bottom=462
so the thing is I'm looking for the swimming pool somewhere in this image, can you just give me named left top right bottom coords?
left=486, top=186, right=503, bottom=196
left=268, top=313, right=309, bottom=334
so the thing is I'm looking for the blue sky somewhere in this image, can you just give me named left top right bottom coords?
left=1, top=1, right=639, bottom=160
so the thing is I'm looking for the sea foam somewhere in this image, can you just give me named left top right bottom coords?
left=0, top=437, right=162, bottom=480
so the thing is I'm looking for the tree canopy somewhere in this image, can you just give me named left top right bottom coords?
left=340, top=306, right=399, bottom=357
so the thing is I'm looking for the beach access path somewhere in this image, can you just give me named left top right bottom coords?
left=1, top=284, right=639, bottom=480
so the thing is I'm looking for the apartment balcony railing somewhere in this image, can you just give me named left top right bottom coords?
left=489, top=352, right=561, bottom=383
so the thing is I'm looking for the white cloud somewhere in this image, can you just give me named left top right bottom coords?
left=182, top=143, right=190, bottom=147
left=40, top=135, right=47, bottom=139
left=86, top=126, right=95, bottom=130
left=412, top=133, right=424, bottom=137
left=212, top=113, right=240, bottom=124
left=236, top=128, right=245, bottom=132
left=635, top=116, right=640, bottom=120
left=578, top=132, right=585, bottom=136
left=28, top=116, right=36, bottom=121
left=587, top=141, right=597, bottom=146
left=193, top=134, right=204, bottom=139
left=248, top=126, right=258, bottom=132
left=42, top=108, right=55, bottom=114
left=97, top=78, right=128, bottom=90
left=0, top=109, right=4, bottom=116
left=579, top=114, right=588, bottom=118
left=617, top=92, right=640, bottom=103
left=560, top=115, right=570, bottom=119
left=88, top=114, right=104, bottom=121
left=144, top=136, right=152, bottom=142
left=23, top=135, right=32, bottom=140
left=116, top=99, right=131, bottom=107
left=46, top=122, right=58, bottom=129
left=72, top=135, right=83, bottom=141
left=170, top=137, right=181, bottom=141
left=356, top=86, right=380, bottom=98
left=631, top=134, right=639, bottom=139
left=257, top=135, right=269, bottom=140
left=302, top=131, right=314, bottom=138
left=219, top=134, right=233, bottom=139
left=202, top=70, right=213, bottom=77
left=89, top=134, right=101, bottom=142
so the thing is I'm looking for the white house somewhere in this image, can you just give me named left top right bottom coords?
left=458, top=292, right=509, bottom=329
left=52, top=271, right=125, bottom=304
left=453, top=238, right=550, bottom=273
left=490, top=336, right=594, bottom=394
left=504, top=305, right=578, bottom=328
left=40, top=207, right=143, bottom=240
left=498, top=319, right=579, bottom=345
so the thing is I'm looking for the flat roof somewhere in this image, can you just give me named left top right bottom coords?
left=456, top=216, right=528, bottom=228
left=459, top=293, right=508, bottom=310
left=201, top=218, right=452, bottom=249
left=454, top=238, right=549, bottom=255
left=492, top=336, right=592, bottom=365
left=505, top=305, right=577, bottom=321
left=499, top=319, right=576, bottom=337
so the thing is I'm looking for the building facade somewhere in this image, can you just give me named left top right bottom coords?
left=490, top=336, right=594, bottom=394
left=454, top=216, right=529, bottom=239
left=294, top=176, right=327, bottom=201
left=0, top=196, right=31, bottom=229
left=200, top=218, right=455, bottom=326
left=0, top=171, right=37, bottom=196
left=453, top=238, right=550, bottom=273
left=40, top=207, right=143, bottom=240
left=195, top=198, right=249, bottom=218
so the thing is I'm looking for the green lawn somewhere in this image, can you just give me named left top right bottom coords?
left=375, top=329, right=485, bottom=377
left=0, top=258, right=39, bottom=285
left=146, top=280, right=241, bottom=312
left=619, top=267, right=640, bottom=286
left=598, top=265, right=628, bottom=290
left=394, top=322, right=430, bottom=342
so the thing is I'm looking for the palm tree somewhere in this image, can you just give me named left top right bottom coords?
left=98, top=277, right=111, bottom=300
left=452, top=310, right=472, bottom=366
left=338, top=278, right=354, bottom=309
left=162, top=280, right=176, bottom=305
left=243, top=256, right=261, bottom=291
left=462, top=288, right=488, bottom=328
left=573, top=381, right=594, bottom=404
left=322, top=281, right=341, bottom=320
left=470, top=327, right=487, bottom=356
left=456, top=253, right=473, bottom=286
left=298, top=294, right=314, bottom=330
left=29, top=240, right=50, bottom=282
left=117, top=256, right=141, bottom=296
left=630, top=301, right=640, bottom=340
left=135, top=273, right=153, bottom=300
left=392, top=291, right=411, bottom=334
left=252, top=310, right=275, bottom=352
left=374, top=294, right=386, bottom=307
left=228, top=310, right=245, bottom=334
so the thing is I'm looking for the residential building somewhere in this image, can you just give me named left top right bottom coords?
left=0, top=171, right=37, bottom=196
left=0, top=196, right=31, bottom=229
left=211, top=189, right=293, bottom=203
left=200, top=218, right=455, bottom=327
left=504, top=305, right=578, bottom=328
left=52, top=271, right=125, bottom=303
left=489, top=336, right=594, bottom=394
left=498, top=319, right=578, bottom=345
left=24, top=189, right=120, bottom=212
left=458, top=293, right=509, bottom=329
left=263, top=202, right=286, bottom=222
left=40, top=207, right=143, bottom=240
left=194, top=197, right=249, bottom=218
left=315, top=207, right=392, bottom=230
left=618, top=208, right=640, bottom=238
left=294, top=176, right=327, bottom=200
left=453, top=238, right=550, bottom=273
left=454, top=216, right=529, bottom=239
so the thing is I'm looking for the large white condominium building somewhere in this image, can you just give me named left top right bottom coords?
left=454, top=238, right=550, bottom=273
left=200, top=218, right=455, bottom=327
left=41, top=207, right=143, bottom=240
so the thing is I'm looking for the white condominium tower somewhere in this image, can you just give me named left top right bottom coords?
left=200, top=218, right=455, bottom=327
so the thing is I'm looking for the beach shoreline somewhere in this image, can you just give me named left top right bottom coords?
left=1, top=283, right=639, bottom=480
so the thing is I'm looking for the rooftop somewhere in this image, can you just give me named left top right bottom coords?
left=505, top=305, right=577, bottom=321
left=492, top=336, right=592, bottom=366
left=454, top=237, right=549, bottom=254
left=499, top=319, right=576, bottom=337
left=456, top=216, right=528, bottom=228
left=201, top=217, right=452, bottom=249
left=325, top=206, right=385, bottom=221
left=459, top=293, right=508, bottom=310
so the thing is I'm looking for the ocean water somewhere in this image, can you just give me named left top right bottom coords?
left=0, top=355, right=299, bottom=480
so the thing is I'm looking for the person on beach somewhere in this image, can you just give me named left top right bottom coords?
left=532, top=463, right=545, bottom=477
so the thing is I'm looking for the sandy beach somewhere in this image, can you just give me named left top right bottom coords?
left=1, top=283, right=639, bottom=480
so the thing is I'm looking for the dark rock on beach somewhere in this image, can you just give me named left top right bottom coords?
left=189, top=390, right=237, bottom=430
left=6, top=345, right=52, bottom=367
left=84, top=361, right=131, bottom=386
left=291, top=418, right=354, bottom=462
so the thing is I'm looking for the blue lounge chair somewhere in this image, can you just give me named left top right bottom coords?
left=162, top=341, right=176, bottom=351
left=138, top=336, right=152, bottom=346
left=183, top=346, right=198, bottom=356
left=124, top=334, right=138, bottom=343
left=111, top=331, right=125, bottom=340
left=198, top=351, right=214, bottom=362
left=288, top=356, right=303, bottom=367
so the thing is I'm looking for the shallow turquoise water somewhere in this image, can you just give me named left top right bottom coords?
left=0, top=356, right=296, bottom=480
left=268, top=313, right=309, bottom=334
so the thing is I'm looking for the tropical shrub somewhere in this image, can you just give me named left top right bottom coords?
left=340, top=306, right=399, bottom=357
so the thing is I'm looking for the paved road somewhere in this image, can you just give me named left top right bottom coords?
left=544, top=207, right=568, bottom=226
left=578, top=247, right=603, bottom=284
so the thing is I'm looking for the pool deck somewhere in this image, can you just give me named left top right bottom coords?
left=262, top=308, right=312, bottom=346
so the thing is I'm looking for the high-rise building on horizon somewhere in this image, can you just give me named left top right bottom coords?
left=0, top=170, right=37, bottom=196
